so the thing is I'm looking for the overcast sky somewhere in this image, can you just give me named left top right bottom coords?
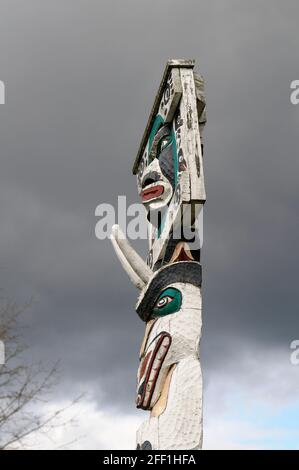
left=0, top=0, right=298, bottom=449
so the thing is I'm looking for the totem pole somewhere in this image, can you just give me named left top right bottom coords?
left=111, top=59, right=206, bottom=450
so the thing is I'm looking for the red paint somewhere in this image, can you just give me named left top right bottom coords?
left=137, top=332, right=172, bottom=410
left=141, top=185, right=164, bottom=201
left=139, top=351, right=151, bottom=380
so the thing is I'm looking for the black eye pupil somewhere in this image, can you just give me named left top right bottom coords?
left=158, top=136, right=171, bottom=156
left=156, top=295, right=173, bottom=308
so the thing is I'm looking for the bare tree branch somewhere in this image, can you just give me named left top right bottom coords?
left=0, top=299, right=82, bottom=450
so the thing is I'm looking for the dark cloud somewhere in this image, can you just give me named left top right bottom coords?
left=0, top=0, right=298, bottom=412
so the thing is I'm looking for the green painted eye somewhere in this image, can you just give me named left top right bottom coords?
left=152, top=287, right=182, bottom=317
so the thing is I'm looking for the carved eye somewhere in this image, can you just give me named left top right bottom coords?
left=156, top=296, right=173, bottom=308
left=160, top=136, right=171, bottom=151
left=152, top=287, right=182, bottom=318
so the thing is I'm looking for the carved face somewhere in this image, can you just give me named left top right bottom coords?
left=136, top=279, right=201, bottom=411
left=110, top=226, right=202, bottom=414
left=137, top=121, right=177, bottom=218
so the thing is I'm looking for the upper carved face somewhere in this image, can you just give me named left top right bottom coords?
left=137, top=122, right=176, bottom=218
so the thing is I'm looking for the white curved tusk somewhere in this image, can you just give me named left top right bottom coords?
left=111, top=225, right=152, bottom=287
left=110, top=233, right=145, bottom=290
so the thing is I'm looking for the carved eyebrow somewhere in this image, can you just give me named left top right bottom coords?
left=154, top=125, right=170, bottom=142
left=149, top=125, right=170, bottom=161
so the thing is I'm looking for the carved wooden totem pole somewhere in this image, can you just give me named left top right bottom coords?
left=111, top=59, right=206, bottom=450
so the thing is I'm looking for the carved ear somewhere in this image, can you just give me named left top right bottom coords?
left=110, top=224, right=153, bottom=290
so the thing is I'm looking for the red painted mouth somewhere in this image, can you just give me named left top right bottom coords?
left=141, top=185, right=164, bottom=202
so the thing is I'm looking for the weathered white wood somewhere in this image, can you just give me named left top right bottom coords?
left=110, top=59, right=206, bottom=451
left=157, top=68, right=182, bottom=124
left=135, top=64, right=206, bottom=268
left=110, top=232, right=146, bottom=290
left=179, top=68, right=206, bottom=202
left=136, top=282, right=202, bottom=450
left=111, top=224, right=152, bottom=286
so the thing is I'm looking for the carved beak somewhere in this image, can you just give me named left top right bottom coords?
left=169, top=242, right=195, bottom=263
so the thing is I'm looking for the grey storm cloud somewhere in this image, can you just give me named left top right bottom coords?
left=0, top=0, right=298, bottom=410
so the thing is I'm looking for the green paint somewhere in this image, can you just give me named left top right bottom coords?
left=148, top=114, right=164, bottom=157
left=153, top=287, right=182, bottom=317
left=171, top=126, right=178, bottom=187
left=157, top=210, right=166, bottom=239
left=148, top=116, right=179, bottom=239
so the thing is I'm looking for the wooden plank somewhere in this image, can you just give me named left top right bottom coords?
left=179, top=68, right=206, bottom=202
left=158, top=68, right=182, bottom=124
left=132, top=59, right=195, bottom=174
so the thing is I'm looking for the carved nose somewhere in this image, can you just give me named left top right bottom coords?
left=142, top=177, right=155, bottom=188
left=142, top=171, right=161, bottom=189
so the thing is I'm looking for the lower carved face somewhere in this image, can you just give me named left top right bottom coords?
left=110, top=227, right=203, bottom=413
left=136, top=282, right=201, bottom=411
left=138, top=124, right=176, bottom=216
